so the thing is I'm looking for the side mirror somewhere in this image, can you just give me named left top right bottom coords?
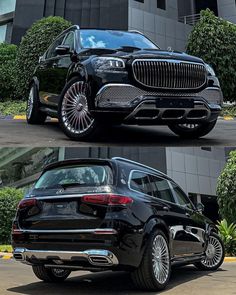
left=55, top=45, right=71, bottom=56
left=39, top=56, right=44, bottom=63
left=196, top=203, right=205, bottom=213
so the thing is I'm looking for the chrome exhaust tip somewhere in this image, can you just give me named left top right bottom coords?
left=13, top=248, right=25, bottom=261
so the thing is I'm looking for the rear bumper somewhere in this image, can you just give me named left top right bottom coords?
left=13, top=248, right=118, bottom=268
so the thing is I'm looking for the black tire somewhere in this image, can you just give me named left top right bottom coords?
left=131, top=229, right=171, bottom=291
left=58, top=77, right=101, bottom=141
left=32, top=265, right=71, bottom=283
left=194, top=233, right=225, bottom=271
left=26, top=83, right=47, bottom=124
left=168, top=120, right=217, bottom=139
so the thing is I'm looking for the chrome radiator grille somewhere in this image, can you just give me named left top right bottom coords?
left=132, top=59, right=207, bottom=90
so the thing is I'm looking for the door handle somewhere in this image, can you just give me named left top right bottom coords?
left=163, top=206, right=169, bottom=212
left=185, top=212, right=190, bottom=217
left=52, top=63, right=57, bottom=68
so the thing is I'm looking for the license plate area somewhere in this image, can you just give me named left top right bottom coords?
left=156, top=98, right=194, bottom=108
left=42, top=201, right=77, bottom=216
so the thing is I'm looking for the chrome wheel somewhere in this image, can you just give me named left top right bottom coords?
left=51, top=268, right=70, bottom=278
left=201, top=236, right=223, bottom=268
left=152, top=235, right=170, bottom=284
left=61, top=81, right=94, bottom=134
left=27, top=86, right=34, bottom=119
left=178, top=123, right=200, bottom=130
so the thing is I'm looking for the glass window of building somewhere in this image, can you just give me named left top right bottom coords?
left=0, top=0, right=16, bottom=15
left=0, top=24, right=6, bottom=42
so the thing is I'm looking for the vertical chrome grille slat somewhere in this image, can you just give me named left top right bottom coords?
left=132, top=59, right=206, bottom=90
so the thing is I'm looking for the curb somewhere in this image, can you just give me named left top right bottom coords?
left=1, top=116, right=235, bottom=121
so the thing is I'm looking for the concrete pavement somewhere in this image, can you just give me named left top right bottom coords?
left=0, top=260, right=236, bottom=295
left=1, top=119, right=236, bottom=147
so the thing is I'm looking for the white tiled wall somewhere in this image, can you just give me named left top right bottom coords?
left=128, top=0, right=192, bottom=51
left=166, top=147, right=226, bottom=196
left=218, top=0, right=236, bottom=23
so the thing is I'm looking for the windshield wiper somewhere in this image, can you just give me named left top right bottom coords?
left=116, top=46, right=141, bottom=52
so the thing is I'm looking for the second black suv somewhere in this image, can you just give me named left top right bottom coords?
left=12, top=157, right=224, bottom=291
left=27, top=26, right=223, bottom=140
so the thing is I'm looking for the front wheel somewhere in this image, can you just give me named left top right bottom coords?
left=131, top=229, right=171, bottom=291
left=58, top=77, right=101, bottom=141
left=168, top=120, right=217, bottom=139
left=194, top=233, right=225, bottom=271
left=32, top=265, right=71, bottom=282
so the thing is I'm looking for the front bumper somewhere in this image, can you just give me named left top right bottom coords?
left=93, top=84, right=222, bottom=124
left=95, top=84, right=223, bottom=109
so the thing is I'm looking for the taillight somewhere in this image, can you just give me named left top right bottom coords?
left=81, top=194, right=133, bottom=205
left=18, top=198, right=37, bottom=209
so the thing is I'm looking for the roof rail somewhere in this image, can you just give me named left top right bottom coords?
left=112, top=157, right=167, bottom=177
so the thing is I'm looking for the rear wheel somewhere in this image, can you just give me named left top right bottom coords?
left=26, top=83, right=47, bottom=124
left=194, top=233, right=225, bottom=271
left=32, top=265, right=71, bottom=283
left=58, top=77, right=101, bottom=141
left=131, top=229, right=171, bottom=291
left=168, top=120, right=217, bottom=139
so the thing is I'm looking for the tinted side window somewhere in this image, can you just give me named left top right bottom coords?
left=172, top=183, right=194, bottom=209
left=63, top=32, right=75, bottom=50
left=150, top=175, right=174, bottom=203
left=130, top=171, right=153, bottom=196
left=46, top=35, right=65, bottom=59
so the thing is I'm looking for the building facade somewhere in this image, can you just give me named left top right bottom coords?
left=0, top=146, right=231, bottom=222
left=1, top=0, right=236, bottom=49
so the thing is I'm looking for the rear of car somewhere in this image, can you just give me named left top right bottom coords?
left=12, top=159, right=141, bottom=271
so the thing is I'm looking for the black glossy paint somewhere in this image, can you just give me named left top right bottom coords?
left=12, top=158, right=215, bottom=269
left=31, top=27, right=221, bottom=127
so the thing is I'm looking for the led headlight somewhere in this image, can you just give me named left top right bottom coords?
left=205, top=64, right=216, bottom=76
left=92, top=57, right=126, bottom=73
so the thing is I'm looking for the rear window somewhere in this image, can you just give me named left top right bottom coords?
left=34, top=165, right=113, bottom=190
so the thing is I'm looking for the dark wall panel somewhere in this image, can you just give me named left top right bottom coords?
left=12, top=0, right=129, bottom=44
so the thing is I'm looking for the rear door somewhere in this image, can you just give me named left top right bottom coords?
left=149, top=174, right=199, bottom=256
left=170, top=182, right=206, bottom=255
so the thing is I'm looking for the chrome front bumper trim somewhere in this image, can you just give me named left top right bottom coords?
left=13, top=248, right=119, bottom=267
left=95, top=84, right=223, bottom=109
left=124, top=99, right=213, bottom=122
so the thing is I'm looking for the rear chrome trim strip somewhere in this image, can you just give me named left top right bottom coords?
left=16, top=228, right=118, bottom=234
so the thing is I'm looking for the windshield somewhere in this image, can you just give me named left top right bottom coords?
left=79, top=29, right=158, bottom=50
left=34, top=165, right=113, bottom=190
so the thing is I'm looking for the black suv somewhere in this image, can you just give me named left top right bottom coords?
left=12, top=157, right=224, bottom=291
left=27, top=26, right=223, bottom=140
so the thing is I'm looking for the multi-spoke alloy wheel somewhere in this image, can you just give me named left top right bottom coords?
left=61, top=81, right=94, bottom=134
left=26, top=83, right=47, bottom=124
left=32, top=265, right=71, bottom=282
left=27, top=86, right=34, bottom=120
left=194, top=233, right=225, bottom=271
left=168, top=120, right=217, bottom=139
left=152, top=235, right=170, bottom=284
left=58, top=78, right=99, bottom=140
left=131, top=230, right=171, bottom=291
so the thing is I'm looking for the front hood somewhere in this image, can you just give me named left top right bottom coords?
left=80, top=48, right=205, bottom=64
